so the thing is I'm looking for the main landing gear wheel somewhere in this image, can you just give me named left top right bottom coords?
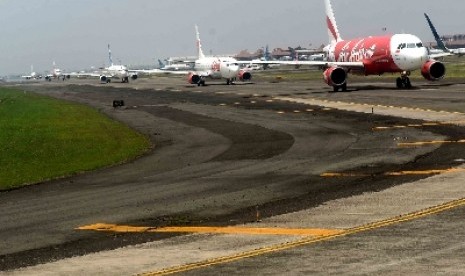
left=396, top=71, right=412, bottom=89
left=332, top=83, right=347, bottom=92
left=396, top=77, right=412, bottom=89
left=197, top=80, right=206, bottom=86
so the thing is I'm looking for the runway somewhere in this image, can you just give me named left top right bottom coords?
left=1, top=76, right=465, bottom=275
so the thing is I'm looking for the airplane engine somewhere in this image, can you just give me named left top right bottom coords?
left=187, top=72, right=202, bottom=85
left=100, top=75, right=111, bottom=83
left=238, top=69, right=252, bottom=81
left=421, top=60, right=445, bottom=81
left=131, top=74, right=138, bottom=80
left=323, top=67, right=346, bottom=86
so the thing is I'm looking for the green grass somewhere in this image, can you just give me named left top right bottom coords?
left=0, top=88, right=151, bottom=190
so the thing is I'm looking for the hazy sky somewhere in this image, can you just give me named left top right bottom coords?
left=0, top=0, right=462, bottom=75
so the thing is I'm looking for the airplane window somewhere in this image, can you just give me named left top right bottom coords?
left=416, top=42, right=423, bottom=48
left=407, top=43, right=416, bottom=48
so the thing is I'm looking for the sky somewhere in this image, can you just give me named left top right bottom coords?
left=0, top=0, right=463, bottom=75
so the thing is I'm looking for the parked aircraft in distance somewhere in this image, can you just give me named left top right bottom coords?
left=100, top=44, right=138, bottom=83
left=21, top=65, right=41, bottom=80
left=254, top=0, right=449, bottom=92
left=186, top=25, right=251, bottom=86
left=44, top=62, right=70, bottom=81
left=424, top=13, right=465, bottom=56
left=159, top=59, right=193, bottom=71
left=130, top=59, right=193, bottom=75
left=80, top=45, right=138, bottom=83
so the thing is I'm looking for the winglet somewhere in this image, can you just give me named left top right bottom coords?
left=195, top=25, right=206, bottom=59
left=424, top=13, right=449, bottom=52
left=325, top=0, right=342, bottom=44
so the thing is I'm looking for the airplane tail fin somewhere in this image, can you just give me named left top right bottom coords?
left=108, top=44, right=114, bottom=66
left=264, top=45, right=270, bottom=61
left=424, top=13, right=449, bottom=52
left=195, top=25, right=206, bottom=59
left=158, top=59, right=165, bottom=69
left=325, top=0, right=342, bottom=44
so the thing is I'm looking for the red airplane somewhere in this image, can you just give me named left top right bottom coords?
left=259, top=0, right=448, bottom=92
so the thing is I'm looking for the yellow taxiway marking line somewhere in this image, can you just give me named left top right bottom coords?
left=137, top=198, right=465, bottom=275
left=321, top=167, right=465, bottom=177
left=372, top=122, right=453, bottom=131
left=398, top=139, right=465, bottom=147
left=77, top=224, right=343, bottom=237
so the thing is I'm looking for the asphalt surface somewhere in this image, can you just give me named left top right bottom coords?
left=1, top=75, right=465, bottom=275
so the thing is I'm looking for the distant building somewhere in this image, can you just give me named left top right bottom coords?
left=430, top=34, right=465, bottom=49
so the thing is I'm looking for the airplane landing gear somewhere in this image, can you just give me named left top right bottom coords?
left=226, top=78, right=235, bottom=85
left=197, top=79, right=206, bottom=86
left=396, top=71, right=412, bottom=89
left=332, top=83, right=347, bottom=92
left=122, top=76, right=129, bottom=83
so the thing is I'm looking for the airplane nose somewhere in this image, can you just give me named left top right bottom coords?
left=220, top=63, right=240, bottom=78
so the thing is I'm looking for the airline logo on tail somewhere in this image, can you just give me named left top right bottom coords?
left=325, top=0, right=341, bottom=43
left=195, top=25, right=205, bottom=59
left=424, top=13, right=449, bottom=52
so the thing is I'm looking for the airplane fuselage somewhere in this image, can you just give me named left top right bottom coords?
left=193, top=56, right=240, bottom=80
left=327, top=34, right=429, bottom=75
left=106, top=64, right=129, bottom=78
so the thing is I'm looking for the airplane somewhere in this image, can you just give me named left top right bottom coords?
left=187, top=25, right=252, bottom=86
left=78, top=44, right=139, bottom=83
left=21, top=65, right=41, bottom=80
left=424, top=13, right=465, bottom=56
left=97, top=44, right=138, bottom=83
left=44, top=62, right=70, bottom=81
left=253, top=0, right=448, bottom=92
left=130, top=59, right=193, bottom=75
left=159, top=59, right=193, bottom=71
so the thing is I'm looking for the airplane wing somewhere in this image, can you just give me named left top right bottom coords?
left=238, top=60, right=364, bottom=69
left=429, top=52, right=453, bottom=59
left=129, top=69, right=189, bottom=75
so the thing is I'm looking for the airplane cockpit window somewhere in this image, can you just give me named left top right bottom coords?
left=397, top=43, right=406, bottom=50
left=416, top=42, right=423, bottom=48
left=407, top=43, right=416, bottom=48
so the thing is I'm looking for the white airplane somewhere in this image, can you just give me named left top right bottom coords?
left=98, top=44, right=138, bottom=83
left=130, top=59, right=193, bottom=75
left=159, top=59, right=193, bottom=71
left=21, top=65, right=41, bottom=80
left=45, top=62, right=70, bottom=81
left=80, top=45, right=138, bottom=83
left=424, top=13, right=465, bottom=56
left=187, top=25, right=251, bottom=86
left=253, top=0, right=449, bottom=92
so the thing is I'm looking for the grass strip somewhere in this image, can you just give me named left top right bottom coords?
left=0, top=88, right=150, bottom=190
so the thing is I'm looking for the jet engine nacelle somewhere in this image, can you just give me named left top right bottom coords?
left=131, top=74, right=138, bottom=80
left=421, top=60, right=445, bottom=81
left=100, top=75, right=111, bottom=83
left=238, top=69, right=252, bottom=81
left=187, top=72, right=202, bottom=85
left=323, top=67, right=347, bottom=86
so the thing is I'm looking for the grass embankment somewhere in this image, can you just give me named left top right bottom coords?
left=0, top=88, right=150, bottom=190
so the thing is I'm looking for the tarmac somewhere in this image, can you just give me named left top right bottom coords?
left=1, top=74, right=465, bottom=275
